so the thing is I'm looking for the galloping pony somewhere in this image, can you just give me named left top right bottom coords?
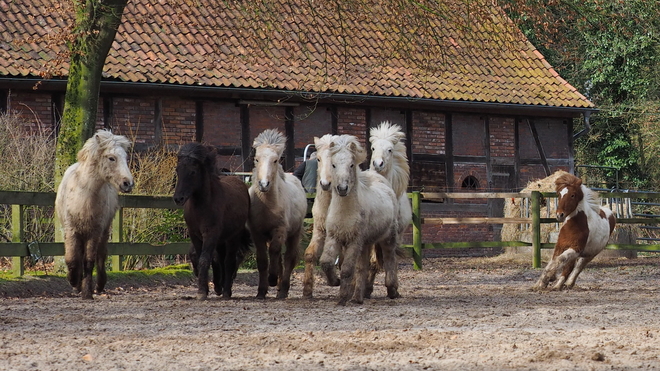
left=248, top=129, right=307, bottom=299
left=173, top=143, right=252, bottom=300
left=55, top=130, right=134, bottom=300
left=321, top=135, right=401, bottom=305
left=368, top=121, right=412, bottom=297
left=302, top=134, right=340, bottom=298
left=534, top=173, right=616, bottom=290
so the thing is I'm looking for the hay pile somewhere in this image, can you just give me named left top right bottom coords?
left=500, top=170, right=568, bottom=244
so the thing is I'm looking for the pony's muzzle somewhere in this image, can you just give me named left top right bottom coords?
left=336, top=184, right=349, bottom=197
left=258, top=180, right=270, bottom=192
left=372, top=159, right=384, bottom=171
left=173, top=194, right=187, bottom=206
left=556, top=212, right=566, bottom=222
left=319, top=180, right=331, bottom=191
left=120, top=179, right=134, bottom=193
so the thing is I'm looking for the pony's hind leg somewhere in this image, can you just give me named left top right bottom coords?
left=94, top=236, right=109, bottom=294
left=212, top=247, right=224, bottom=297
left=351, top=244, right=372, bottom=304
left=278, top=233, right=301, bottom=299
left=268, top=228, right=286, bottom=288
left=563, top=256, right=594, bottom=289
left=381, top=239, right=401, bottom=300
left=195, top=238, right=217, bottom=300
left=253, top=233, right=269, bottom=299
left=365, top=244, right=382, bottom=299
left=80, top=238, right=98, bottom=300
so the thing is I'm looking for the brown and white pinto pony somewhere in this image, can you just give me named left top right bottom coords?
left=534, top=173, right=616, bottom=290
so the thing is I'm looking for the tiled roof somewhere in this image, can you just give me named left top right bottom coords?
left=0, top=0, right=594, bottom=108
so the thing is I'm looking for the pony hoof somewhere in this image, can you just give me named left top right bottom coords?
left=81, top=293, right=94, bottom=300
left=196, top=293, right=208, bottom=300
left=256, top=290, right=267, bottom=300
left=276, top=291, right=288, bottom=299
left=326, top=278, right=340, bottom=287
left=387, top=288, right=401, bottom=299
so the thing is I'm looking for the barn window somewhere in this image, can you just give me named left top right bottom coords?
left=461, top=175, right=479, bottom=190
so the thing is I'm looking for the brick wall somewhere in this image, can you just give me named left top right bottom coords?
left=489, top=116, right=515, bottom=158
left=203, top=101, right=241, bottom=147
left=161, top=98, right=196, bottom=146
left=249, top=106, right=286, bottom=141
left=453, top=114, right=486, bottom=157
left=293, top=105, right=332, bottom=150
left=412, top=111, right=445, bottom=155
left=7, top=90, right=54, bottom=136
left=109, top=97, right=155, bottom=144
left=336, top=107, right=367, bottom=145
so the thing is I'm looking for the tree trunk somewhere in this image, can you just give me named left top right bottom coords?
left=55, top=0, right=128, bottom=182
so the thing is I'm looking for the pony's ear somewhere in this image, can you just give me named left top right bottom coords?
left=575, top=177, right=583, bottom=187
left=394, top=131, right=406, bottom=143
left=313, top=137, right=321, bottom=147
left=350, top=141, right=367, bottom=164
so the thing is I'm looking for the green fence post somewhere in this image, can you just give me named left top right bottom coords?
left=531, top=191, right=541, bottom=268
left=11, top=204, right=25, bottom=277
left=111, top=208, right=123, bottom=271
left=412, top=191, right=423, bottom=270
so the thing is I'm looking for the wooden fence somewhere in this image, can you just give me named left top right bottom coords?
left=3, top=190, right=660, bottom=276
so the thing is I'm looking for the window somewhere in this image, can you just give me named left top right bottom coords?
left=461, top=175, right=479, bottom=190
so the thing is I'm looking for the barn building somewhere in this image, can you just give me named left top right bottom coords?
left=0, top=0, right=595, bottom=244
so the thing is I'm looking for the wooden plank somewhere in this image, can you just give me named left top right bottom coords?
left=421, top=192, right=532, bottom=200
left=0, top=242, right=190, bottom=257
left=422, top=217, right=532, bottom=225
left=424, top=241, right=531, bottom=249
left=0, top=191, right=55, bottom=206
left=119, top=194, right=180, bottom=209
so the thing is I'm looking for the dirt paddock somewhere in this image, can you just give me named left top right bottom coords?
left=1, top=255, right=660, bottom=370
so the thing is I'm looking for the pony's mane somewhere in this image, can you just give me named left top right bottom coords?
left=253, top=128, right=286, bottom=155
left=178, top=142, right=218, bottom=175
left=78, top=129, right=131, bottom=163
left=369, top=122, right=410, bottom=196
left=555, top=173, right=601, bottom=213
left=329, top=135, right=367, bottom=165
left=314, top=134, right=336, bottom=153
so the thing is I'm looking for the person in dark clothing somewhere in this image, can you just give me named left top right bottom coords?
left=293, top=152, right=317, bottom=193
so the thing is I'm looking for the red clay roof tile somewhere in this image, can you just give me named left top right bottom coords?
left=0, top=0, right=593, bottom=109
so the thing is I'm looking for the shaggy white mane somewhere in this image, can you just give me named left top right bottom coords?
left=369, top=121, right=409, bottom=197
left=253, top=128, right=286, bottom=155
left=329, top=134, right=367, bottom=165
left=78, top=129, right=130, bottom=163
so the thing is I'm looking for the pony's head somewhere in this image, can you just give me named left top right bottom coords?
left=252, top=129, right=286, bottom=193
left=314, top=134, right=337, bottom=192
left=173, top=143, right=218, bottom=205
left=369, top=121, right=405, bottom=172
left=328, top=135, right=366, bottom=197
left=78, top=129, right=134, bottom=193
left=555, top=173, right=584, bottom=222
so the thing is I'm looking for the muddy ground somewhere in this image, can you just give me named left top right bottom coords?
left=1, top=255, right=660, bottom=370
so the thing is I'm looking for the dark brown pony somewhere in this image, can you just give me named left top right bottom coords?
left=533, top=173, right=616, bottom=290
left=173, top=143, right=252, bottom=300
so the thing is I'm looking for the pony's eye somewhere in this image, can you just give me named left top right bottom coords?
left=273, top=160, right=277, bottom=164
left=350, top=164, right=354, bottom=168
left=371, top=147, right=374, bottom=151
left=388, top=149, right=392, bottom=153
left=332, top=164, right=336, bottom=168
left=109, top=156, right=116, bottom=162
left=255, top=159, right=259, bottom=163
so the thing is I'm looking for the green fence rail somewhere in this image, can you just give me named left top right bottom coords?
left=3, top=190, right=660, bottom=276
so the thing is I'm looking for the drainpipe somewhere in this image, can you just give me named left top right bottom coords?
left=573, top=110, right=592, bottom=140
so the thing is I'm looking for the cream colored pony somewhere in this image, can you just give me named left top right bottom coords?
left=321, top=135, right=401, bottom=305
left=302, top=134, right=340, bottom=298
left=248, top=129, right=307, bottom=299
left=368, top=121, right=412, bottom=296
left=55, top=130, right=134, bottom=300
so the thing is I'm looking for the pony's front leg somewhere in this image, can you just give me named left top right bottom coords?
left=319, top=236, right=341, bottom=290
left=80, top=238, right=99, bottom=300
left=351, top=244, right=372, bottom=304
left=252, top=233, right=269, bottom=299
left=195, top=237, right=218, bottom=300
left=303, top=225, right=327, bottom=298
left=337, top=241, right=360, bottom=306
left=64, top=233, right=84, bottom=293
left=268, top=228, right=287, bottom=289
left=277, top=232, right=301, bottom=299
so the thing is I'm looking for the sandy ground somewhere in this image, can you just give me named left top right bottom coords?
left=1, top=255, right=660, bottom=371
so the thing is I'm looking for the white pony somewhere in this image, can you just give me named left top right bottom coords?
left=55, top=130, right=134, bottom=300
left=302, top=134, right=340, bottom=298
left=320, top=135, right=401, bottom=305
left=248, top=129, right=307, bottom=299
left=368, top=121, right=412, bottom=295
